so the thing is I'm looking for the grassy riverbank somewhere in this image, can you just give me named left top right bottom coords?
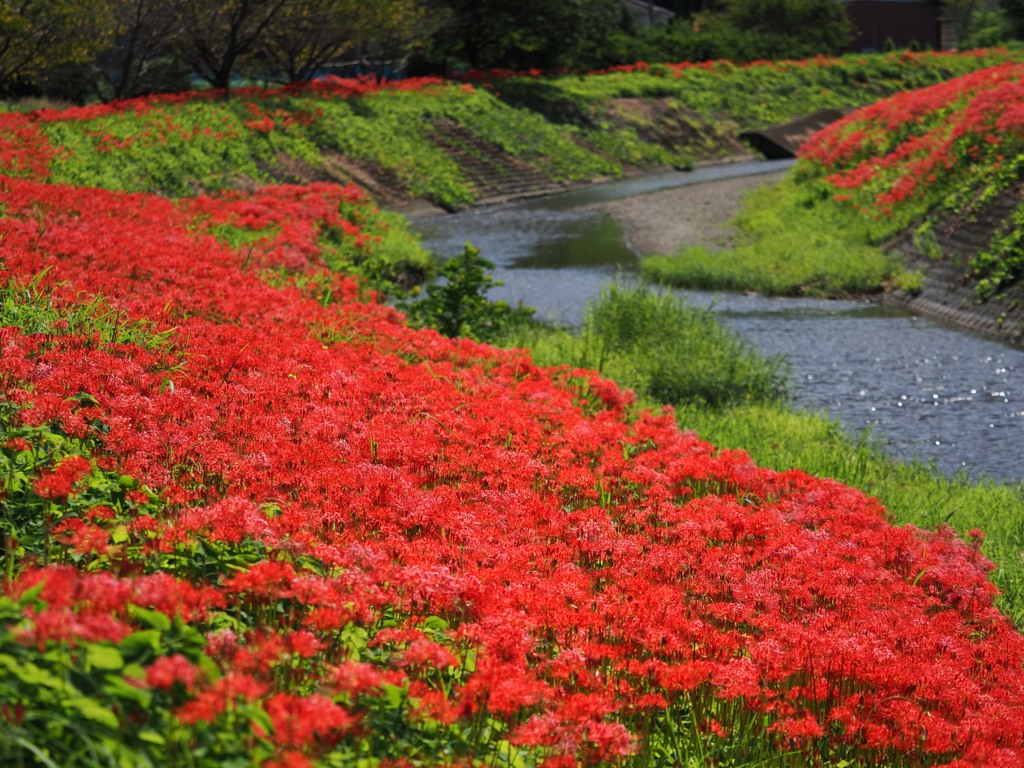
left=644, top=60, right=1024, bottom=315
left=641, top=176, right=911, bottom=295
left=2, top=48, right=1020, bottom=213
left=499, top=284, right=1024, bottom=626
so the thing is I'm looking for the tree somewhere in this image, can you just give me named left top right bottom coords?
left=719, top=0, right=854, bottom=54
left=355, top=0, right=448, bottom=81
left=1000, top=0, right=1024, bottom=39
left=261, top=0, right=365, bottom=83
left=172, top=0, right=288, bottom=94
left=0, top=0, right=114, bottom=96
left=91, top=0, right=188, bottom=99
left=431, top=0, right=622, bottom=71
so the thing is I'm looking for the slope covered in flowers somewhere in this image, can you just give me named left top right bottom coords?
left=4, top=53, right=1024, bottom=767
left=1, top=48, right=1021, bottom=212
left=3, top=170, right=1024, bottom=766
left=799, top=61, right=1024, bottom=300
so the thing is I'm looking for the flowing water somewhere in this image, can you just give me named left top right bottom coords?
left=413, top=162, right=1024, bottom=482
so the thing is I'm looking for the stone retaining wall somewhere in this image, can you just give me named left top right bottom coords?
left=884, top=183, right=1024, bottom=347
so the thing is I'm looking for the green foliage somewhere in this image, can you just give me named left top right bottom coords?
left=717, top=0, right=855, bottom=54
left=0, top=267, right=176, bottom=349
left=0, top=590, right=194, bottom=768
left=427, top=0, right=623, bottom=70
left=42, top=85, right=621, bottom=210
left=501, top=283, right=788, bottom=409
left=403, top=243, right=533, bottom=343
left=504, top=50, right=1024, bottom=132
left=0, top=0, right=113, bottom=95
left=961, top=8, right=1014, bottom=48
left=971, top=201, right=1024, bottom=300
left=43, top=103, right=276, bottom=195
left=641, top=176, right=901, bottom=296
left=321, top=198, right=436, bottom=292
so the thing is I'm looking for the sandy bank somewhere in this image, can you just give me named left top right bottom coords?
left=586, top=171, right=787, bottom=257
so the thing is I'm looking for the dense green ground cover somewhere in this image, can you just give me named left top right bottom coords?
left=7, top=47, right=1022, bottom=214
left=41, top=83, right=618, bottom=209
left=492, top=48, right=1023, bottom=144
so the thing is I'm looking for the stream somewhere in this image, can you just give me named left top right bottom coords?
left=413, top=161, right=1024, bottom=483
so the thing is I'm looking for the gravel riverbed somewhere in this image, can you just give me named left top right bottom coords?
left=586, top=170, right=787, bottom=256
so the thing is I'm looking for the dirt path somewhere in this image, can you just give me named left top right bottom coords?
left=586, top=171, right=787, bottom=256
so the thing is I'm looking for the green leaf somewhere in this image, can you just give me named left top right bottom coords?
left=421, top=615, right=449, bottom=634
left=86, top=644, right=124, bottom=671
left=9, top=736, right=61, bottom=768
left=65, top=696, right=120, bottom=729
left=247, top=705, right=274, bottom=736
left=102, top=675, right=152, bottom=708
left=122, top=662, right=148, bottom=680
left=119, top=630, right=163, bottom=661
left=17, top=580, right=46, bottom=606
left=171, top=614, right=206, bottom=655
left=381, top=683, right=407, bottom=709
left=127, top=605, right=171, bottom=632
left=0, top=654, right=68, bottom=690
left=197, top=653, right=221, bottom=680
left=138, top=729, right=166, bottom=746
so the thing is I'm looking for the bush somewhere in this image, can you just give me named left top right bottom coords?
left=403, top=243, right=533, bottom=342
left=501, top=282, right=788, bottom=408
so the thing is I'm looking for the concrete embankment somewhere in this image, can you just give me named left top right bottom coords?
left=884, top=184, right=1024, bottom=347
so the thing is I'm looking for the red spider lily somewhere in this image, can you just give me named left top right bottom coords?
left=801, top=62, right=1024, bottom=218
left=1, top=111, right=1024, bottom=764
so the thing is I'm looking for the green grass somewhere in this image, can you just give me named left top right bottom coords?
left=498, top=282, right=1024, bottom=627
left=641, top=176, right=915, bottom=296
left=497, top=49, right=1024, bottom=131
left=41, top=86, right=621, bottom=210
left=502, top=283, right=788, bottom=409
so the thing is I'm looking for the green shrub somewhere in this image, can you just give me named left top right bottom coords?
left=501, top=282, right=788, bottom=408
left=403, top=243, right=533, bottom=342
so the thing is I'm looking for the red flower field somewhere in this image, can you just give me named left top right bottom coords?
left=3, top=62, right=1024, bottom=767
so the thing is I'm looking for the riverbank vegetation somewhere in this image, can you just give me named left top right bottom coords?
left=641, top=176, right=912, bottom=295
left=5, top=51, right=1024, bottom=768
left=800, top=61, right=1024, bottom=301
left=644, top=61, right=1024, bottom=304
left=2, top=49, right=1020, bottom=213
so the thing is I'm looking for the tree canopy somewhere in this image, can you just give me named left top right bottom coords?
left=3, top=0, right=1014, bottom=102
left=0, top=0, right=113, bottom=95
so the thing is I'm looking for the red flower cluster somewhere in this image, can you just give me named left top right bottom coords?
left=800, top=62, right=1024, bottom=217
left=456, top=48, right=1017, bottom=83
left=33, top=455, right=91, bottom=499
left=3, top=164, right=1024, bottom=764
